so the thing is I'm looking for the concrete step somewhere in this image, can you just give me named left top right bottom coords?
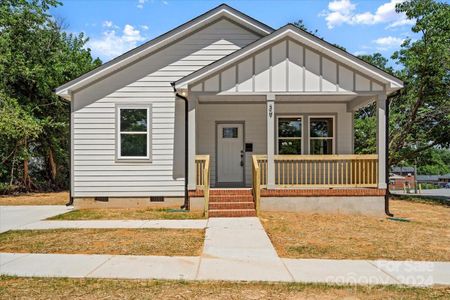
left=210, top=189, right=252, bottom=196
left=209, top=201, right=255, bottom=210
left=208, top=209, right=257, bottom=218
left=209, top=195, right=254, bottom=202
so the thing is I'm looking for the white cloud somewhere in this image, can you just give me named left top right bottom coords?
left=102, top=20, right=113, bottom=28
left=88, top=23, right=146, bottom=60
left=137, top=0, right=147, bottom=9
left=140, top=25, right=149, bottom=30
left=321, top=0, right=414, bottom=29
left=373, top=36, right=404, bottom=47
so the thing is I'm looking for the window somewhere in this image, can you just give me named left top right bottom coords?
left=309, top=116, right=334, bottom=155
left=117, top=106, right=150, bottom=160
left=277, top=117, right=302, bottom=154
left=223, top=127, right=238, bottom=138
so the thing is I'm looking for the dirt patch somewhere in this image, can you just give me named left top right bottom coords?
left=49, top=208, right=205, bottom=220
left=0, top=277, right=448, bottom=299
left=0, top=228, right=204, bottom=256
left=261, top=199, right=450, bottom=261
left=0, top=192, right=68, bottom=205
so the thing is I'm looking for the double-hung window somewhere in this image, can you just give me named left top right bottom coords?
left=117, top=106, right=151, bottom=160
left=309, top=116, right=334, bottom=155
left=277, top=117, right=303, bottom=155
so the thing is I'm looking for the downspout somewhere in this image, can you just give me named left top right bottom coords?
left=385, top=90, right=401, bottom=217
left=171, top=82, right=190, bottom=210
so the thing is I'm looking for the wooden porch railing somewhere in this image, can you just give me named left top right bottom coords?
left=252, top=155, right=261, bottom=216
left=253, top=154, right=379, bottom=188
left=195, top=155, right=210, bottom=217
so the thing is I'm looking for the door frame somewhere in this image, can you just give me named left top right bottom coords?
left=215, top=121, right=246, bottom=187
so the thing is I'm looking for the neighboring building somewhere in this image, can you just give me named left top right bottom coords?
left=390, top=166, right=415, bottom=190
left=438, top=174, right=450, bottom=186
left=55, top=4, right=403, bottom=216
left=416, top=175, right=440, bottom=185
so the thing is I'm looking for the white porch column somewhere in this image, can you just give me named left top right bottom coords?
left=266, top=94, right=276, bottom=189
left=187, top=98, right=197, bottom=190
left=376, top=93, right=387, bottom=189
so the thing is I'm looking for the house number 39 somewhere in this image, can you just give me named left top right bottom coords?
left=268, top=104, right=273, bottom=118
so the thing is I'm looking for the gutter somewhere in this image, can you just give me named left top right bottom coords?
left=385, top=90, right=401, bottom=217
left=170, top=82, right=190, bottom=210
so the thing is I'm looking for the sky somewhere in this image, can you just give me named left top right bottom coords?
left=50, top=0, right=423, bottom=67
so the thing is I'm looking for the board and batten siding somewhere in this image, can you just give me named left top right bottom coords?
left=190, top=39, right=385, bottom=94
left=196, top=102, right=353, bottom=187
left=72, top=19, right=261, bottom=197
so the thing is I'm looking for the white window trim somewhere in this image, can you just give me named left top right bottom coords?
left=116, top=105, right=152, bottom=161
left=307, top=115, right=336, bottom=155
left=276, top=115, right=304, bottom=155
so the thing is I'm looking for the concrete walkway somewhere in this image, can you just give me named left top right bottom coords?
left=18, top=219, right=208, bottom=230
left=1, top=217, right=449, bottom=286
left=0, top=206, right=72, bottom=233
left=1, top=253, right=449, bottom=286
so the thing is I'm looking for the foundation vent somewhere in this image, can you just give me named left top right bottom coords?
left=94, top=197, right=109, bottom=202
left=150, top=196, right=164, bottom=202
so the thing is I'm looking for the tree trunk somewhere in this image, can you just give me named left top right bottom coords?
left=48, top=147, right=57, bottom=182
left=23, top=139, right=31, bottom=190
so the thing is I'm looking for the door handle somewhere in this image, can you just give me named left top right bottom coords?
left=240, top=150, right=244, bottom=166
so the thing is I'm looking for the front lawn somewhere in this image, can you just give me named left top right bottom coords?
left=0, top=229, right=204, bottom=256
left=0, top=192, right=68, bottom=205
left=49, top=208, right=205, bottom=220
left=261, top=199, right=450, bottom=261
left=0, top=277, right=448, bottom=299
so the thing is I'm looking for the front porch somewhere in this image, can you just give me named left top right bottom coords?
left=171, top=33, right=403, bottom=215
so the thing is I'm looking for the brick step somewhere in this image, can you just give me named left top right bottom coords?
left=209, top=195, right=254, bottom=202
left=209, top=201, right=255, bottom=210
left=210, top=189, right=252, bottom=196
left=208, top=209, right=256, bottom=218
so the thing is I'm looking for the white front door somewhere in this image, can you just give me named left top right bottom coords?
left=217, top=123, right=244, bottom=185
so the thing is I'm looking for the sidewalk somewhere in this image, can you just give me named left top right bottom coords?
left=18, top=219, right=208, bottom=230
left=1, top=252, right=448, bottom=286
left=1, top=217, right=449, bottom=286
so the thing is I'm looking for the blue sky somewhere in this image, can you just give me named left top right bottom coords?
left=51, top=0, right=422, bottom=66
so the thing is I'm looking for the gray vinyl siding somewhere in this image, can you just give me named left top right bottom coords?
left=195, top=102, right=352, bottom=188
left=72, top=19, right=261, bottom=197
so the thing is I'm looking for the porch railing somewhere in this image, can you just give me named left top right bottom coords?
left=253, top=154, right=379, bottom=188
left=195, top=155, right=210, bottom=217
left=252, top=155, right=261, bottom=216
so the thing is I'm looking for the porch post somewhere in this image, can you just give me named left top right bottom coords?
left=188, top=98, right=197, bottom=190
left=266, top=94, right=276, bottom=189
left=376, top=93, right=387, bottom=189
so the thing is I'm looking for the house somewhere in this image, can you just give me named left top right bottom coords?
left=55, top=4, right=403, bottom=216
left=390, top=166, right=416, bottom=190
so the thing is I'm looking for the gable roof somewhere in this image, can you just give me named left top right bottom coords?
left=55, top=4, right=274, bottom=100
left=174, top=24, right=403, bottom=93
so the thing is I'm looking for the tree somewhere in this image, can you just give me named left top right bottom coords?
left=389, top=0, right=450, bottom=165
left=354, top=53, right=394, bottom=155
left=0, top=0, right=101, bottom=193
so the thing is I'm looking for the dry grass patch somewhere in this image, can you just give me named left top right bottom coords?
left=261, top=199, right=450, bottom=261
left=0, top=229, right=204, bottom=256
left=1, top=277, right=449, bottom=299
left=0, top=192, right=68, bottom=205
left=49, top=208, right=205, bottom=220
